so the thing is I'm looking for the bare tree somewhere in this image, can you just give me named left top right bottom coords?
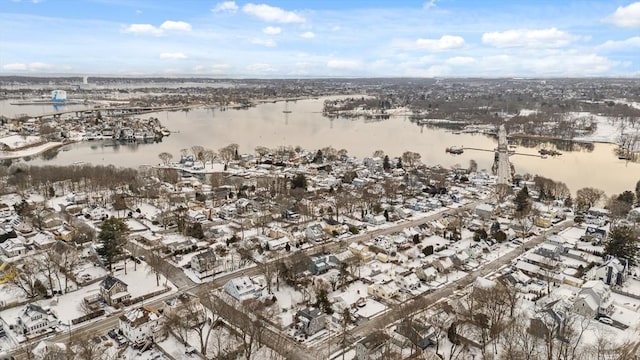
left=158, top=152, right=173, bottom=165
left=11, top=258, right=45, bottom=298
left=576, top=187, right=605, bottom=211
left=145, top=251, right=166, bottom=286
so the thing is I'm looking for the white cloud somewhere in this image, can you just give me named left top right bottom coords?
left=2, top=62, right=53, bottom=72
left=598, top=36, right=640, bottom=50
left=412, top=35, right=465, bottom=51
left=482, top=28, right=578, bottom=48
left=242, top=3, right=305, bottom=23
left=446, top=56, right=476, bottom=66
left=159, top=52, right=187, bottom=59
left=160, top=20, right=192, bottom=32
left=122, top=20, right=191, bottom=36
left=300, top=31, right=315, bottom=39
left=212, top=1, right=238, bottom=13
left=122, top=23, right=163, bottom=36
left=605, top=2, right=640, bottom=28
left=262, top=26, right=281, bottom=35
left=193, top=64, right=230, bottom=74
left=247, top=63, right=276, bottom=73
left=423, top=0, right=437, bottom=10
left=327, top=59, right=361, bottom=70
left=250, top=38, right=277, bottom=47
left=2, top=63, right=28, bottom=71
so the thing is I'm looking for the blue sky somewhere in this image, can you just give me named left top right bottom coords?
left=1, top=0, right=639, bottom=77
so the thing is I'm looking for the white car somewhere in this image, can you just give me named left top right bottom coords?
left=598, top=317, right=613, bottom=325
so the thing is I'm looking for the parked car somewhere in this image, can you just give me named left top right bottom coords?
left=598, top=317, right=613, bottom=325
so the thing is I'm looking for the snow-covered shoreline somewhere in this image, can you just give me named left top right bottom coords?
left=0, top=141, right=65, bottom=160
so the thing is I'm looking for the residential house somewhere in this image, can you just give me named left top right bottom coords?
left=15, top=304, right=59, bottom=335
left=572, top=280, right=613, bottom=318
left=0, top=237, right=26, bottom=257
left=355, top=331, right=390, bottom=360
left=535, top=242, right=564, bottom=259
left=523, top=252, right=559, bottom=270
left=0, top=203, right=13, bottom=218
left=367, top=281, right=399, bottom=300
left=416, top=265, right=438, bottom=282
left=162, top=292, right=207, bottom=330
left=32, top=232, right=56, bottom=249
left=432, top=257, right=454, bottom=274
left=474, top=203, right=494, bottom=220
left=364, top=214, right=386, bottom=226
left=223, top=275, right=266, bottom=301
left=100, top=275, right=131, bottom=306
left=529, top=299, right=571, bottom=340
left=119, top=306, right=165, bottom=347
left=38, top=210, right=64, bottom=230
left=266, top=237, right=289, bottom=251
left=296, top=307, right=327, bottom=336
left=396, top=272, right=422, bottom=293
left=305, top=223, right=326, bottom=243
left=395, top=318, right=436, bottom=350
left=590, top=256, right=628, bottom=286
left=190, top=250, right=217, bottom=279
left=310, top=256, right=330, bottom=275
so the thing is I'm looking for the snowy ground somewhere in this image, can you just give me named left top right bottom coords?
left=571, top=112, right=640, bottom=150
left=0, top=141, right=64, bottom=160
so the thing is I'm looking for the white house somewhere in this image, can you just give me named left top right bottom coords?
left=397, top=272, right=422, bottom=293
left=589, top=256, right=628, bottom=286
left=0, top=237, right=26, bottom=257
left=0, top=203, right=13, bottom=218
left=365, top=214, right=386, bottom=226
left=118, top=306, right=165, bottom=347
left=266, top=237, right=289, bottom=251
left=223, top=275, right=266, bottom=301
left=15, top=304, right=59, bottom=336
left=190, top=250, right=217, bottom=279
left=572, top=280, right=613, bottom=318
left=475, top=203, right=494, bottom=220
left=367, top=281, right=399, bottom=300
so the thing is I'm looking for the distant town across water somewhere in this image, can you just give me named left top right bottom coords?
left=1, top=96, right=639, bottom=197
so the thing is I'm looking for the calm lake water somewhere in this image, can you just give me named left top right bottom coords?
left=1, top=98, right=639, bottom=196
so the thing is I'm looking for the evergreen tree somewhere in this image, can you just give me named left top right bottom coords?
left=383, top=155, right=391, bottom=171
left=514, top=186, right=531, bottom=215
left=605, top=225, right=639, bottom=265
left=290, top=173, right=308, bottom=189
left=617, top=190, right=635, bottom=205
left=97, top=218, right=128, bottom=272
